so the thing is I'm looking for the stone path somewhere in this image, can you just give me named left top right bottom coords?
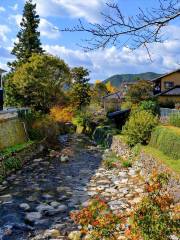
left=0, top=134, right=145, bottom=240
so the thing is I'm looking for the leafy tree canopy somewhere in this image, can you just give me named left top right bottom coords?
left=5, top=54, right=70, bottom=113
left=126, top=80, right=153, bottom=104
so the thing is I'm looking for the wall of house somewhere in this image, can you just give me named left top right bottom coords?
left=161, top=72, right=180, bottom=91
left=158, top=95, right=180, bottom=104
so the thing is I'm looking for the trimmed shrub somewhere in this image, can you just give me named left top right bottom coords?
left=139, top=100, right=159, bottom=115
left=169, top=113, right=180, bottom=127
left=122, top=110, right=158, bottom=146
left=150, top=126, right=180, bottom=159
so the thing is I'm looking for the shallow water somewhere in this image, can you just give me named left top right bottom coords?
left=0, top=135, right=102, bottom=240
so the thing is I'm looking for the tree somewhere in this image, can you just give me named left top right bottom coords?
left=126, top=80, right=153, bottom=103
left=62, top=0, right=179, bottom=55
left=5, top=54, right=70, bottom=113
left=91, top=80, right=108, bottom=104
left=106, top=81, right=118, bottom=93
left=70, top=67, right=91, bottom=109
left=9, top=0, right=43, bottom=69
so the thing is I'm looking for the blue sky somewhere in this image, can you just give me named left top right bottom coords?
left=0, top=0, right=180, bottom=81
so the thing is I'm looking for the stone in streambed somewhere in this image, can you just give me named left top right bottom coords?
left=25, top=212, right=42, bottom=222
left=60, top=155, right=69, bottom=162
left=44, top=229, right=61, bottom=238
left=19, top=203, right=30, bottom=211
left=68, top=231, right=82, bottom=240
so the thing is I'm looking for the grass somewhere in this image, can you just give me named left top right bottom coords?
left=103, top=151, right=123, bottom=169
left=0, top=141, right=34, bottom=158
left=163, top=125, right=180, bottom=135
left=142, top=146, right=180, bottom=174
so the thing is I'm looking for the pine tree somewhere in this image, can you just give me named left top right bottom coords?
left=70, top=67, right=91, bottom=109
left=9, top=0, right=43, bottom=69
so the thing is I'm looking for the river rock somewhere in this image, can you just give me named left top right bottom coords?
left=25, top=212, right=42, bottom=222
left=0, top=194, right=12, bottom=202
left=50, top=201, right=61, bottom=208
left=60, top=155, right=69, bottom=162
left=44, top=229, right=61, bottom=238
left=68, top=231, right=82, bottom=240
left=36, top=203, right=54, bottom=213
left=56, top=204, right=68, bottom=212
left=19, top=203, right=30, bottom=211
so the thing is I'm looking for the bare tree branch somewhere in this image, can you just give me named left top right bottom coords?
left=58, top=0, right=180, bottom=54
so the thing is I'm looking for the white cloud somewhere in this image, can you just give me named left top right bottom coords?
left=12, top=4, right=18, bottom=11
left=34, top=0, right=106, bottom=23
left=43, top=27, right=180, bottom=81
left=0, top=25, right=11, bottom=43
left=8, top=14, right=22, bottom=26
left=39, top=18, right=61, bottom=39
left=0, top=6, right=5, bottom=12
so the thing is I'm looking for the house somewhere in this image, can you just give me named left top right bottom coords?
left=0, top=68, right=6, bottom=110
left=102, top=82, right=135, bottom=112
left=151, top=69, right=180, bottom=105
left=102, top=91, right=122, bottom=112
left=0, top=68, right=6, bottom=88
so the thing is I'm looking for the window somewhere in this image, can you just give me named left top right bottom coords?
left=164, top=81, right=174, bottom=89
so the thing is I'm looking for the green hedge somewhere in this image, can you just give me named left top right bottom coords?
left=149, top=126, right=180, bottom=160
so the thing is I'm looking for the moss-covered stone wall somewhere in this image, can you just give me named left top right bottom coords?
left=0, top=117, right=27, bottom=149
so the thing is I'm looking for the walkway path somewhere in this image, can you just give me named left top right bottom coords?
left=0, top=135, right=144, bottom=240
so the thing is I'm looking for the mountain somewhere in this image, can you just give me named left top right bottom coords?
left=104, top=72, right=162, bottom=88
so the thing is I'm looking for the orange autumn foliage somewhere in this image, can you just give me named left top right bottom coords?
left=50, top=106, right=74, bottom=123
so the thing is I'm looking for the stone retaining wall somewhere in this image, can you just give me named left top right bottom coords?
left=110, top=135, right=132, bottom=159
left=135, top=151, right=180, bottom=203
left=102, top=133, right=180, bottom=202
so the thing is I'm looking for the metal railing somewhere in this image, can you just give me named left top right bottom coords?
left=160, top=108, right=180, bottom=117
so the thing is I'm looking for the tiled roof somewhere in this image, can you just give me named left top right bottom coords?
left=103, top=91, right=122, bottom=99
left=155, top=85, right=180, bottom=96
left=151, top=68, right=180, bottom=82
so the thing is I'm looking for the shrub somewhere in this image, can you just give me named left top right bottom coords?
left=169, top=113, right=180, bottom=127
left=139, top=100, right=159, bottom=115
left=19, top=110, right=43, bottom=140
left=126, top=80, right=153, bottom=104
left=150, top=126, right=180, bottom=159
left=130, top=173, right=179, bottom=240
left=121, top=101, right=133, bottom=110
left=4, top=157, right=22, bottom=171
left=122, top=160, right=132, bottom=168
left=122, top=110, right=158, bottom=146
left=32, top=116, right=60, bottom=143
left=93, top=126, right=120, bottom=147
left=103, top=152, right=122, bottom=169
left=70, top=196, right=121, bottom=239
left=50, top=105, right=74, bottom=123
left=73, top=104, right=107, bottom=134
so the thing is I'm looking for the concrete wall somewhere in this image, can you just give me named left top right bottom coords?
left=0, top=113, right=27, bottom=149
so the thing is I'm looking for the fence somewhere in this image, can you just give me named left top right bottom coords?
left=160, top=108, right=180, bottom=118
